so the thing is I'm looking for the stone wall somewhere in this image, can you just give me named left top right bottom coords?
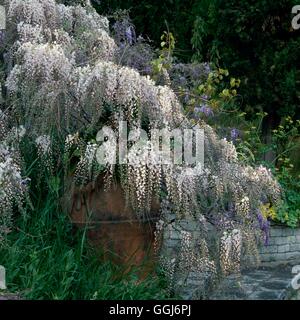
left=259, top=225, right=300, bottom=265
left=160, top=217, right=300, bottom=299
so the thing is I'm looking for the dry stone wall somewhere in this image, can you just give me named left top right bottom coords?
left=259, top=226, right=300, bottom=265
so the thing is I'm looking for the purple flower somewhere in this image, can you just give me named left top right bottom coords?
left=113, top=18, right=136, bottom=46
left=184, top=93, right=190, bottom=104
left=0, top=31, right=5, bottom=46
left=179, top=76, right=187, bottom=85
left=198, top=106, right=214, bottom=117
left=125, top=26, right=136, bottom=45
left=257, top=211, right=271, bottom=246
left=143, top=65, right=152, bottom=75
left=230, top=128, right=240, bottom=141
left=262, top=220, right=271, bottom=245
left=21, top=178, right=31, bottom=186
left=203, top=62, right=211, bottom=75
left=257, top=211, right=264, bottom=228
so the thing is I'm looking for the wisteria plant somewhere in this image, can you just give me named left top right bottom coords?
left=0, top=0, right=283, bottom=295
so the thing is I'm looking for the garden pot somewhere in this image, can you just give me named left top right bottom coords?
left=64, top=175, right=160, bottom=275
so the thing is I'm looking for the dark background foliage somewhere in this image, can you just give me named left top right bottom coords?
left=191, top=0, right=300, bottom=128
left=94, top=0, right=300, bottom=129
left=92, top=0, right=196, bottom=61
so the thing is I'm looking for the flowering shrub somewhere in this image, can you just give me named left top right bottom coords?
left=1, top=0, right=283, bottom=291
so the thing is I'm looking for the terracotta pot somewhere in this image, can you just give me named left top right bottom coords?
left=64, top=176, right=160, bottom=275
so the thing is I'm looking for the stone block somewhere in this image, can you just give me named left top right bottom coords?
left=282, top=228, right=295, bottom=236
left=260, top=253, right=277, bottom=262
left=163, top=229, right=171, bottom=240
left=286, top=252, right=300, bottom=260
left=270, top=228, right=282, bottom=237
left=184, top=222, right=198, bottom=232
left=287, top=236, right=297, bottom=244
left=267, top=237, right=277, bottom=245
left=289, top=243, right=300, bottom=252
left=259, top=246, right=270, bottom=254
left=275, top=237, right=287, bottom=245
left=265, top=245, right=278, bottom=254
left=278, top=244, right=290, bottom=253
left=276, top=253, right=288, bottom=261
left=163, top=239, right=179, bottom=249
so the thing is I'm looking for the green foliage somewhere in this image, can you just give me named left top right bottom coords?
left=271, top=118, right=300, bottom=227
left=276, top=168, right=300, bottom=227
left=151, top=31, right=176, bottom=79
left=232, top=113, right=300, bottom=227
left=191, top=0, right=300, bottom=121
left=196, top=68, right=239, bottom=111
left=0, top=210, right=168, bottom=300
left=93, top=0, right=196, bottom=61
left=234, top=112, right=269, bottom=164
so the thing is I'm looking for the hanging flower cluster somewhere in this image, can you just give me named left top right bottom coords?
left=0, top=111, right=28, bottom=243
left=3, top=0, right=283, bottom=290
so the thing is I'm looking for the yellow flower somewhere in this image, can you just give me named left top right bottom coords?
left=230, top=78, right=236, bottom=87
left=260, top=203, right=277, bottom=220
left=198, top=84, right=205, bottom=92
left=221, top=89, right=230, bottom=97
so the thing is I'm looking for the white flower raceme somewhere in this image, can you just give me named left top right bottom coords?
left=73, top=142, right=103, bottom=186
left=220, top=229, right=242, bottom=275
left=6, top=0, right=185, bottom=134
left=18, top=42, right=74, bottom=83
left=35, top=135, right=51, bottom=154
left=17, top=22, right=45, bottom=44
left=8, top=0, right=57, bottom=28
left=0, top=121, right=28, bottom=243
left=74, top=61, right=185, bottom=128
left=65, top=132, right=79, bottom=146
left=57, top=2, right=116, bottom=63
